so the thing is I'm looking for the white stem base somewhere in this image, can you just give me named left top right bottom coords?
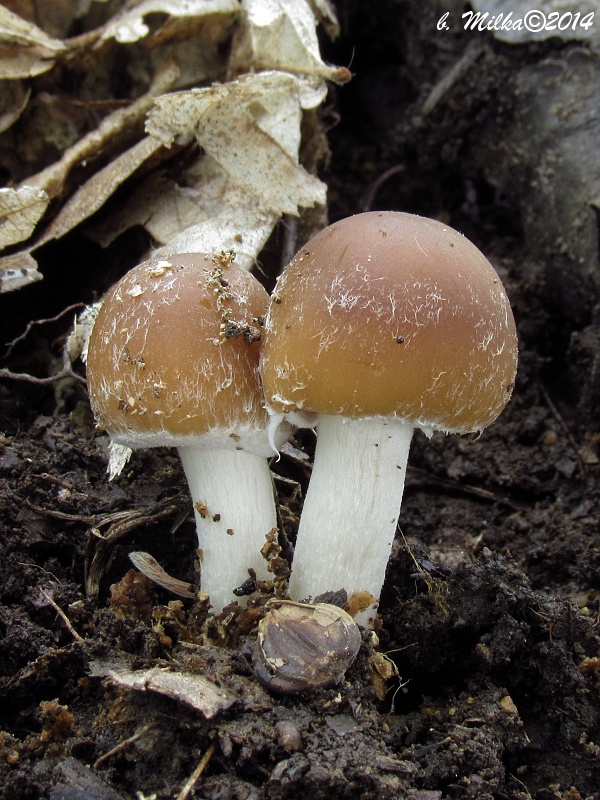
left=178, top=446, right=277, bottom=614
left=288, top=415, right=413, bottom=625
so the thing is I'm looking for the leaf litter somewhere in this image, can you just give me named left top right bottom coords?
left=0, top=0, right=340, bottom=293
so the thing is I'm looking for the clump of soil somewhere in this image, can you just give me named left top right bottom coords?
left=1, top=2, right=600, bottom=799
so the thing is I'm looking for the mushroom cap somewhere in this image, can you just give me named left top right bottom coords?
left=87, top=253, right=272, bottom=452
left=260, top=212, right=518, bottom=434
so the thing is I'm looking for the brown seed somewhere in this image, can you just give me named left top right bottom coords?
left=253, top=601, right=361, bottom=694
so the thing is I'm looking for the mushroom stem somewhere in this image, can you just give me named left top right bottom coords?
left=178, top=446, right=277, bottom=614
left=287, top=415, right=414, bottom=625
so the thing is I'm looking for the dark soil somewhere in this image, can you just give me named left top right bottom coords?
left=1, top=3, right=600, bottom=799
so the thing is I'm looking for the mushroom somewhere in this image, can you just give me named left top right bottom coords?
left=87, top=252, right=290, bottom=614
left=260, top=211, right=518, bottom=625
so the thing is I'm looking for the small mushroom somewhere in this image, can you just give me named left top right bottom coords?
left=86, top=253, right=291, bottom=614
left=253, top=601, right=361, bottom=694
left=260, top=211, right=518, bottom=625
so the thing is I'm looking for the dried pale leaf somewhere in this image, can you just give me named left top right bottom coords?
left=101, top=0, right=240, bottom=43
left=86, top=172, right=173, bottom=248
left=148, top=157, right=280, bottom=268
left=0, top=48, right=55, bottom=79
left=89, top=165, right=278, bottom=268
left=155, top=211, right=278, bottom=270
left=37, top=136, right=163, bottom=245
left=307, top=0, right=340, bottom=38
left=147, top=71, right=327, bottom=216
left=129, top=551, right=196, bottom=599
left=10, top=0, right=98, bottom=40
left=147, top=70, right=324, bottom=146
left=54, top=758, right=125, bottom=800
left=0, top=80, right=30, bottom=133
left=0, top=186, right=49, bottom=249
left=23, top=59, right=179, bottom=199
left=107, top=442, right=132, bottom=480
left=0, top=251, right=42, bottom=292
left=147, top=17, right=237, bottom=91
left=66, top=301, right=101, bottom=364
left=91, top=660, right=236, bottom=718
left=92, top=72, right=326, bottom=267
left=87, top=160, right=274, bottom=266
left=232, top=0, right=338, bottom=80
left=0, top=6, right=66, bottom=52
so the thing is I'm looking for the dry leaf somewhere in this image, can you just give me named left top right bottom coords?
left=4, top=0, right=100, bottom=40
left=0, top=80, right=30, bottom=132
left=0, top=0, right=339, bottom=298
left=37, top=136, right=163, bottom=245
left=0, top=186, right=49, bottom=249
left=307, top=0, right=340, bottom=39
left=138, top=71, right=327, bottom=264
left=0, top=251, right=42, bottom=292
left=141, top=158, right=279, bottom=268
left=231, top=0, right=341, bottom=81
left=88, top=163, right=277, bottom=269
left=147, top=71, right=326, bottom=214
left=0, top=5, right=66, bottom=79
left=91, top=69, right=331, bottom=271
left=0, top=72, right=178, bottom=293
left=101, top=0, right=240, bottom=44
left=85, top=172, right=171, bottom=248
left=0, top=49, right=58, bottom=79
left=0, top=5, right=66, bottom=53
left=66, top=301, right=101, bottom=364
left=23, top=60, right=180, bottom=200
left=129, top=551, right=196, bottom=600
left=90, top=660, right=237, bottom=719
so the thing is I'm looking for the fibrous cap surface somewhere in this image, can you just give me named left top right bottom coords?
left=87, top=253, right=271, bottom=451
left=261, top=211, right=518, bottom=433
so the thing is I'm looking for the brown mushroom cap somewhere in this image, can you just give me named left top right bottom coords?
left=87, top=253, right=271, bottom=450
left=260, top=212, right=518, bottom=434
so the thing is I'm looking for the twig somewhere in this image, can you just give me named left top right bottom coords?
left=40, top=589, right=85, bottom=643
left=18, top=562, right=62, bottom=583
left=384, top=643, right=418, bottom=656
left=38, top=472, right=79, bottom=491
left=93, top=724, right=153, bottom=769
left=362, top=165, right=405, bottom=212
left=508, top=773, right=534, bottom=798
left=0, top=365, right=86, bottom=385
left=24, top=498, right=94, bottom=523
left=5, top=303, right=86, bottom=357
left=86, top=499, right=183, bottom=597
left=2, top=302, right=88, bottom=388
left=176, top=741, right=217, bottom=800
left=420, top=41, right=485, bottom=116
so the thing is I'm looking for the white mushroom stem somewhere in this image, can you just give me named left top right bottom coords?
left=287, top=415, right=414, bottom=626
left=178, top=446, right=277, bottom=614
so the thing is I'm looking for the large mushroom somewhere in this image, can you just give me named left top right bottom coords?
left=260, top=211, right=518, bottom=625
left=87, top=252, right=288, bottom=614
